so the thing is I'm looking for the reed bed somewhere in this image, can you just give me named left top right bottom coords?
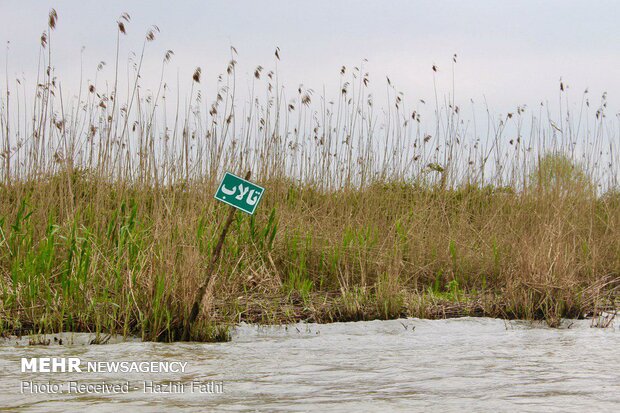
left=0, top=11, right=618, bottom=341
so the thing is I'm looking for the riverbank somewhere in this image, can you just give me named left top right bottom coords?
left=1, top=171, right=618, bottom=341
left=3, top=289, right=616, bottom=342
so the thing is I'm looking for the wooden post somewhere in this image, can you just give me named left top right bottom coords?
left=183, top=170, right=251, bottom=341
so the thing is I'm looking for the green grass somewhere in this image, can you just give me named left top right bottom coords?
left=0, top=168, right=617, bottom=341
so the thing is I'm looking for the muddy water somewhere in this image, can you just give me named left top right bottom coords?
left=0, top=318, right=618, bottom=412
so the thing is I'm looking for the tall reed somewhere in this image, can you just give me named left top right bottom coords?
left=0, top=11, right=617, bottom=340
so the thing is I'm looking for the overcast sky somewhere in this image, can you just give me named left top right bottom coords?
left=2, top=0, right=619, bottom=116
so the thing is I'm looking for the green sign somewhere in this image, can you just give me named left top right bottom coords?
left=214, top=172, right=264, bottom=214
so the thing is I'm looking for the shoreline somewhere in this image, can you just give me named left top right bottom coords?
left=3, top=290, right=617, bottom=342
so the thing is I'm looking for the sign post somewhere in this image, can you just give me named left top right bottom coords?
left=183, top=171, right=264, bottom=340
left=214, top=172, right=265, bottom=215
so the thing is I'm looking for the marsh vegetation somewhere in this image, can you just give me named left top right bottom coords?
left=0, top=11, right=618, bottom=341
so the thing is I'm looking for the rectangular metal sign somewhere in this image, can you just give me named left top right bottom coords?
left=214, top=172, right=264, bottom=215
